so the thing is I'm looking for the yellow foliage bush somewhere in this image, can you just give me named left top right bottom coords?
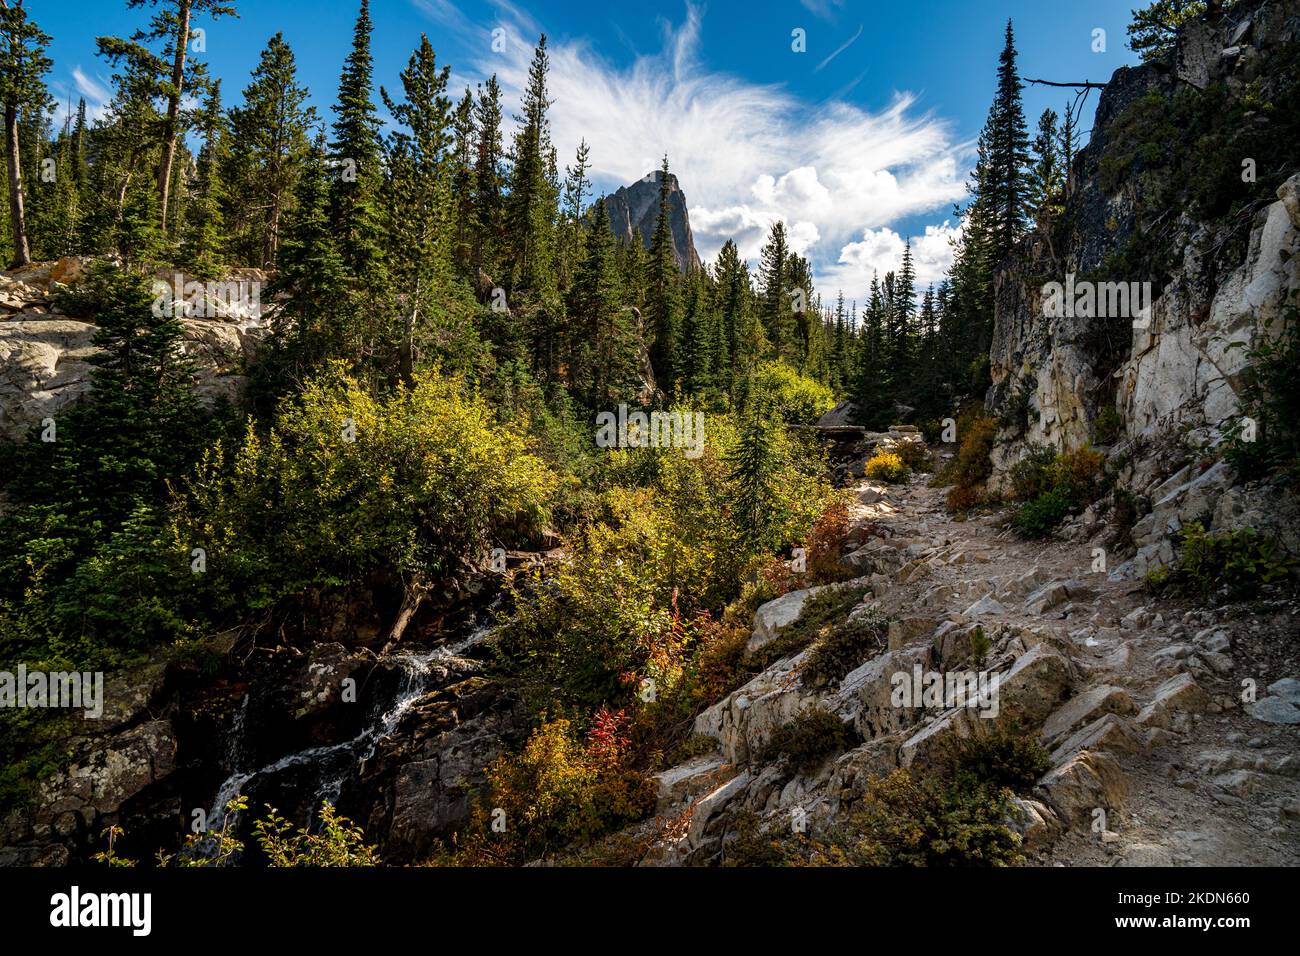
left=446, top=717, right=656, bottom=865
left=865, top=450, right=909, bottom=483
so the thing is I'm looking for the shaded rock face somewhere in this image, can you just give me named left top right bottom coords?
left=344, top=674, right=528, bottom=861
left=0, top=257, right=266, bottom=439
left=988, top=1, right=1298, bottom=457
left=986, top=0, right=1300, bottom=552
left=601, top=170, right=702, bottom=272
left=0, top=624, right=527, bottom=865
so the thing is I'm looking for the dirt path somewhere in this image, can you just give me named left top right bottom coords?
left=642, top=462, right=1300, bottom=867
left=847, top=469, right=1300, bottom=866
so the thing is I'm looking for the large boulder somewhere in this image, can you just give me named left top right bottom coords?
left=746, top=586, right=827, bottom=655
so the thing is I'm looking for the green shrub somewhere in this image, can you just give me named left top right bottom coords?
left=892, top=440, right=934, bottom=473
left=953, top=727, right=1052, bottom=795
left=722, top=810, right=794, bottom=867
left=801, top=604, right=890, bottom=687
left=1012, top=484, right=1074, bottom=538
left=96, top=798, right=380, bottom=867
left=752, top=361, right=837, bottom=424
left=496, top=412, right=838, bottom=714
left=175, top=363, right=559, bottom=625
left=757, top=707, right=858, bottom=774
left=1149, top=521, right=1294, bottom=602
left=1007, top=444, right=1058, bottom=502
left=1010, top=444, right=1107, bottom=538
left=1095, top=405, right=1123, bottom=445
left=252, top=802, right=381, bottom=867
left=804, top=768, right=1023, bottom=867
left=749, top=584, right=872, bottom=671
left=998, top=380, right=1035, bottom=434
left=1224, top=302, right=1300, bottom=484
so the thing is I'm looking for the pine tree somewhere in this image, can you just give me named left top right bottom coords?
left=893, top=237, right=917, bottom=375
left=758, top=220, right=791, bottom=361
left=380, top=33, right=458, bottom=383
left=449, top=87, right=474, bottom=269
left=1058, top=97, right=1080, bottom=184
left=714, top=239, right=749, bottom=390
left=97, top=0, right=236, bottom=235
left=559, top=138, right=590, bottom=290
left=679, top=267, right=716, bottom=394
left=180, top=78, right=225, bottom=277
left=44, top=112, right=84, bottom=256
left=504, top=36, right=557, bottom=298
left=25, top=265, right=203, bottom=528
left=329, top=0, right=386, bottom=283
left=472, top=75, right=505, bottom=280
left=568, top=197, right=637, bottom=406
left=1027, top=107, right=1063, bottom=222
left=0, top=0, right=51, bottom=267
left=854, top=272, right=890, bottom=427
left=261, top=134, right=349, bottom=390
left=726, top=411, right=778, bottom=550
left=831, top=291, right=848, bottom=389
left=45, top=97, right=91, bottom=253
left=645, top=155, right=682, bottom=384
left=939, top=22, right=1030, bottom=394
left=225, top=32, right=316, bottom=268
left=1127, top=0, right=1212, bottom=61
left=90, top=26, right=169, bottom=256
left=785, top=250, right=816, bottom=373
left=988, top=20, right=1031, bottom=263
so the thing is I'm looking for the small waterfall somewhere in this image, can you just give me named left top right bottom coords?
left=202, top=611, right=499, bottom=839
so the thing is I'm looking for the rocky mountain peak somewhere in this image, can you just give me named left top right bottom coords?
left=601, top=169, right=702, bottom=272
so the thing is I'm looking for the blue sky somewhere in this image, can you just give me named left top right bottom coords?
left=32, top=0, right=1141, bottom=296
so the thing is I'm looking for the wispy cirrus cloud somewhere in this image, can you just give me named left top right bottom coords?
left=49, top=66, right=112, bottom=127
left=416, top=0, right=971, bottom=297
left=816, top=23, right=863, bottom=72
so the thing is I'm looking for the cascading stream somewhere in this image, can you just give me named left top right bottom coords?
left=202, top=620, right=495, bottom=838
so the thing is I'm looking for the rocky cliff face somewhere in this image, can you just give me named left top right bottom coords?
left=0, top=258, right=265, bottom=440
left=602, top=170, right=702, bottom=271
left=987, top=0, right=1300, bottom=572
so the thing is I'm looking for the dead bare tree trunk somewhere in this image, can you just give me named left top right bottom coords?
left=399, top=277, right=420, bottom=387
left=4, top=101, right=28, bottom=267
left=156, top=0, right=191, bottom=235
left=381, top=578, right=428, bottom=652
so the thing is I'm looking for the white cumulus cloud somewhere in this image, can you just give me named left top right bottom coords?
left=417, top=0, right=972, bottom=296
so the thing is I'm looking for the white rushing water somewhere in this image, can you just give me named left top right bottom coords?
left=204, top=619, right=496, bottom=833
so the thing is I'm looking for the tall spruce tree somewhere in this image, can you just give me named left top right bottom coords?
left=180, top=78, right=224, bottom=277
left=988, top=20, right=1030, bottom=264
left=1027, top=107, right=1063, bottom=222
left=449, top=87, right=474, bottom=269
left=559, top=138, right=590, bottom=290
left=0, top=0, right=50, bottom=267
left=645, top=155, right=682, bottom=384
left=261, top=134, right=349, bottom=390
left=225, top=32, right=316, bottom=268
left=504, top=37, right=557, bottom=298
left=472, top=75, right=505, bottom=280
left=714, top=238, right=749, bottom=388
left=329, top=0, right=385, bottom=284
left=568, top=197, right=638, bottom=406
left=380, top=33, right=457, bottom=384
left=758, top=220, right=791, bottom=361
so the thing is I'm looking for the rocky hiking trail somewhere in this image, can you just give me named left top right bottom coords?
left=635, top=456, right=1300, bottom=867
